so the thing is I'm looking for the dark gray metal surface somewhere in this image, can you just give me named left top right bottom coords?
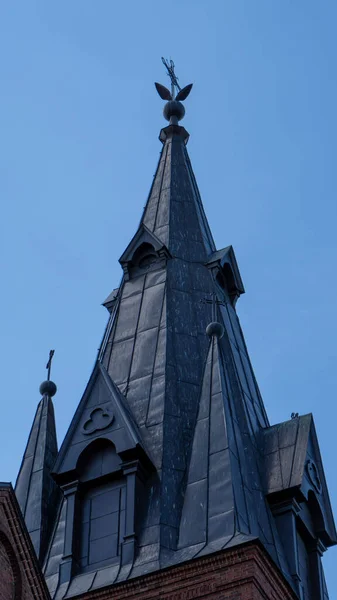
left=15, top=390, right=59, bottom=564
left=16, top=102, right=336, bottom=599
left=264, top=414, right=337, bottom=547
left=179, top=330, right=294, bottom=578
left=52, top=362, right=153, bottom=481
left=43, top=120, right=291, bottom=596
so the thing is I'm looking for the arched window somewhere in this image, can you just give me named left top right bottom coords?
left=76, top=440, right=126, bottom=573
left=214, top=265, right=239, bottom=306
left=0, top=532, right=22, bottom=600
left=222, top=263, right=240, bottom=306
left=131, top=242, right=157, bottom=271
left=216, top=270, right=227, bottom=292
left=119, top=226, right=170, bottom=280
left=307, top=490, right=325, bottom=535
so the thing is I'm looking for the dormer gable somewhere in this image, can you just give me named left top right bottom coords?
left=264, top=414, right=336, bottom=598
left=206, top=246, right=245, bottom=306
left=119, top=224, right=171, bottom=280
left=50, top=364, right=154, bottom=584
left=263, top=414, right=336, bottom=546
left=53, top=362, right=153, bottom=482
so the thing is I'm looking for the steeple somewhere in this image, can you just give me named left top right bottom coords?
left=140, top=69, right=215, bottom=261
left=15, top=355, right=59, bottom=564
left=20, top=64, right=335, bottom=599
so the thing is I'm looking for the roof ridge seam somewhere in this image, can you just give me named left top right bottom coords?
left=153, top=140, right=170, bottom=233
left=205, top=338, right=215, bottom=546
left=145, top=280, right=167, bottom=427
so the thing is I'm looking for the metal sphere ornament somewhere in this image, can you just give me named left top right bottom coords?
left=39, top=349, right=57, bottom=396
left=206, top=322, right=224, bottom=339
left=155, top=57, right=193, bottom=124
left=163, top=100, right=185, bottom=122
left=39, top=380, right=57, bottom=397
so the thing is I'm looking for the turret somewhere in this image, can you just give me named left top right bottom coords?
left=15, top=355, right=60, bottom=564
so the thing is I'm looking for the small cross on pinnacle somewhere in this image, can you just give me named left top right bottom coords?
left=39, top=350, right=57, bottom=397
left=46, top=349, right=55, bottom=382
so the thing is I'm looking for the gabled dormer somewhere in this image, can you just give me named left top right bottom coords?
left=264, top=414, right=336, bottom=598
left=119, top=224, right=171, bottom=280
left=206, top=246, right=245, bottom=306
left=51, top=362, right=153, bottom=586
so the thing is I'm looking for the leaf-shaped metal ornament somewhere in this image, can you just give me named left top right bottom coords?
left=155, top=82, right=172, bottom=100
left=175, top=83, right=193, bottom=102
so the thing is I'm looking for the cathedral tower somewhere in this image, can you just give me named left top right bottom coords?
left=16, top=64, right=336, bottom=600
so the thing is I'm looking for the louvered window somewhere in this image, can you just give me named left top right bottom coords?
left=79, top=479, right=126, bottom=572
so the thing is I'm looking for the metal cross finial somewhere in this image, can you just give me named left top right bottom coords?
left=161, top=57, right=181, bottom=99
left=155, top=59, right=193, bottom=106
left=46, top=349, right=55, bottom=382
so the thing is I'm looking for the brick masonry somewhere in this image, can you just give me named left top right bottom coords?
left=0, top=532, right=17, bottom=600
left=0, top=485, right=50, bottom=600
left=73, top=542, right=297, bottom=600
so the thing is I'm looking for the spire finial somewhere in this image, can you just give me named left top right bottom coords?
left=155, top=58, right=193, bottom=125
left=161, top=57, right=181, bottom=99
left=39, top=349, right=57, bottom=397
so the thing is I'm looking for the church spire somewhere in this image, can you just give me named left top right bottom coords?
left=15, top=353, right=60, bottom=564
left=137, top=60, right=215, bottom=261
left=35, top=65, right=335, bottom=599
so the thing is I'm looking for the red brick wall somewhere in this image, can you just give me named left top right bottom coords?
left=75, top=542, right=297, bottom=600
left=0, top=534, right=16, bottom=600
left=0, top=487, right=50, bottom=600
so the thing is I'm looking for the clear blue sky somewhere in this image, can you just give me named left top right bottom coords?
left=1, top=0, right=336, bottom=592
